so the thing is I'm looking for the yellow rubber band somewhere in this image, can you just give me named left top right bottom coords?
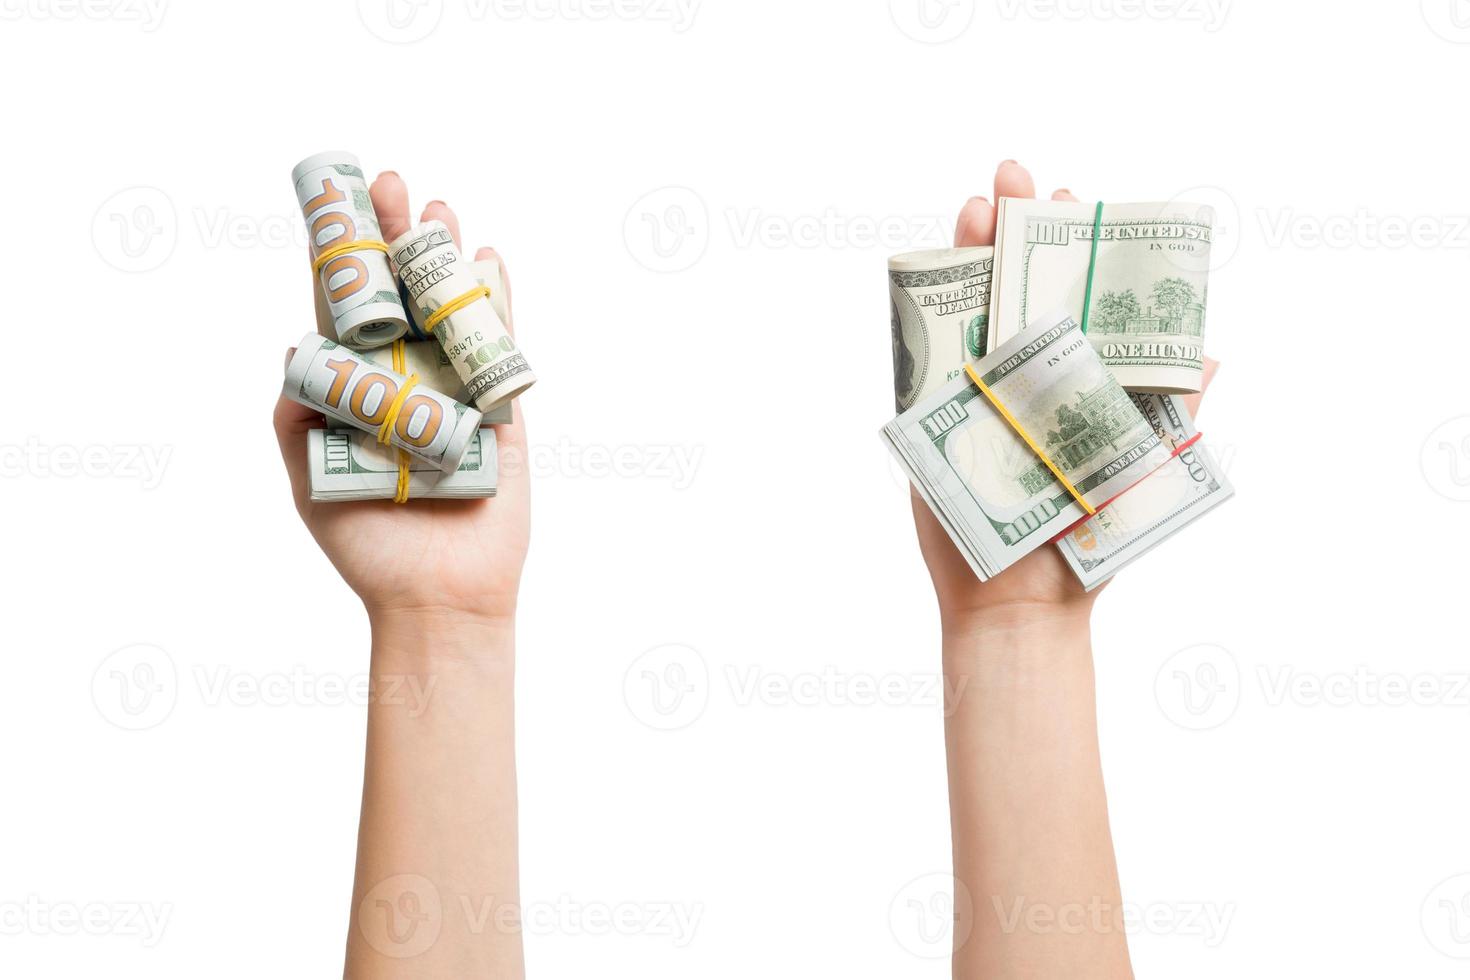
left=964, top=364, right=1096, bottom=516
left=423, top=285, right=492, bottom=334
left=394, top=453, right=411, bottom=504
left=389, top=340, right=413, bottom=504
left=378, top=373, right=420, bottom=447
left=312, top=239, right=388, bottom=274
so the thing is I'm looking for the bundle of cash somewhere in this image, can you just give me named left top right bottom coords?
left=389, top=221, right=536, bottom=415
left=987, top=199, right=1214, bottom=393
left=287, top=152, right=531, bottom=504
left=1056, top=393, right=1232, bottom=589
left=284, top=333, right=483, bottom=473
left=884, top=311, right=1176, bottom=581
left=292, top=151, right=410, bottom=349
left=888, top=247, right=993, bottom=412
left=307, top=428, right=499, bottom=502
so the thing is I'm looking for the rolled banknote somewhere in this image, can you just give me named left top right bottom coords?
left=308, top=428, right=498, bottom=502
left=358, top=341, right=513, bottom=426
left=292, top=151, right=409, bottom=349
left=883, top=311, right=1174, bottom=581
left=888, top=247, right=993, bottom=412
left=389, top=221, right=535, bottom=414
left=988, top=199, right=1213, bottom=393
left=402, top=258, right=511, bottom=342
left=1057, top=393, right=1233, bottom=590
left=283, top=333, right=482, bottom=473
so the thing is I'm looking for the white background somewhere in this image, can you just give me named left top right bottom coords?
left=3, top=0, right=1469, bottom=976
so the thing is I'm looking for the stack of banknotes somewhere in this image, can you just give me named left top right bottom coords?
left=886, top=196, right=1232, bottom=590
left=281, top=151, right=535, bottom=503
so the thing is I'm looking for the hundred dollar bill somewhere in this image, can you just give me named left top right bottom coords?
left=988, top=199, right=1213, bottom=393
left=884, top=311, right=1173, bottom=580
left=888, top=247, right=993, bottom=412
left=307, top=428, right=498, bottom=502
left=292, top=151, right=409, bottom=349
left=1057, top=393, right=1233, bottom=590
left=389, top=221, right=535, bottom=414
left=283, top=333, right=482, bottom=473
left=358, top=340, right=513, bottom=426
left=403, top=258, right=511, bottom=342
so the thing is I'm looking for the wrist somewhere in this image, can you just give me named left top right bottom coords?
left=367, top=604, right=516, bottom=669
left=941, top=600, right=1094, bottom=672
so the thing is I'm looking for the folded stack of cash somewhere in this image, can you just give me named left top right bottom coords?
left=886, top=196, right=1233, bottom=590
left=283, top=151, right=535, bottom=504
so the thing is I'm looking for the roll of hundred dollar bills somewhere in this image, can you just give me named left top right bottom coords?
left=888, top=247, right=993, bottom=412
left=292, top=151, right=409, bottom=349
left=389, top=221, right=535, bottom=414
left=283, top=333, right=482, bottom=473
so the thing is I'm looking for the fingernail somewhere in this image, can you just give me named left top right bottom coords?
left=968, top=195, right=989, bottom=205
left=999, top=159, right=1018, bottom=167
left=425, top=200, right=446, bottom=209
left=1056, top=188, right=1071, bottom=195
left=377, top=170, right=399, bottom=180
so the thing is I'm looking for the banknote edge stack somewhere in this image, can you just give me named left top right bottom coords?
left=885, top=210, right=1234, bottom=590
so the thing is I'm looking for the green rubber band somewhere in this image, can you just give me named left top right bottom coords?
left=1079, top=201, right=1104, bottom=335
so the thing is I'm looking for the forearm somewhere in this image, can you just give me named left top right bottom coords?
left=344, top=612, right=524, bottom=980
left=942, top=605, right=1132, bottom=980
